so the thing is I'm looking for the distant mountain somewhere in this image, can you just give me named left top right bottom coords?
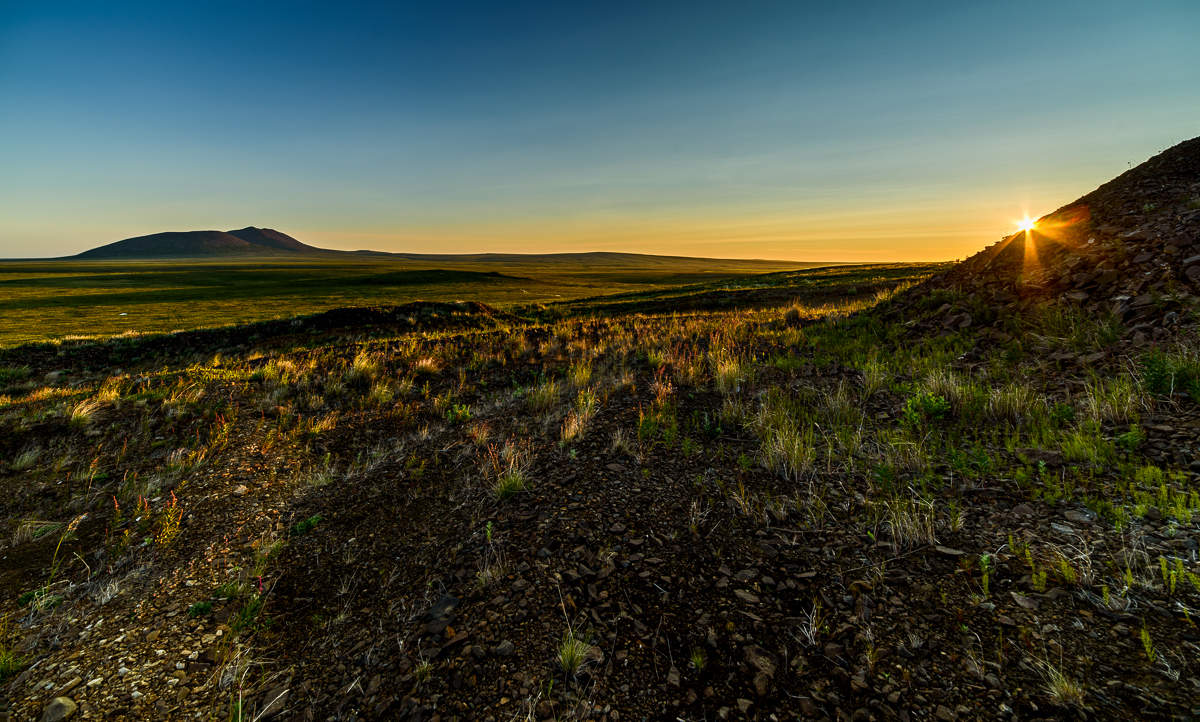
left=73, top=227, right=325, bottom=259
left=225, top=227, right=315, bottom=253
left=68, top=230, right=806, bottom=270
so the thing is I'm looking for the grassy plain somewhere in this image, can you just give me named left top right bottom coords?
left=0, top=254, right=821, bottom=346
left=0, top=255, right=937, bottom=347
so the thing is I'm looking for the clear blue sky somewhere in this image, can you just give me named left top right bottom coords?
left=2, top=0, right=1197, bottom=260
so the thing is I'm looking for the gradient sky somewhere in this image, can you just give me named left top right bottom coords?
left=2, top=1, right=1198, bottom=261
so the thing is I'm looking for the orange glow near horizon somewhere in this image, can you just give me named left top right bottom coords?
left=297, top=203, right=1061, bottom=263
left=1019, top=204, right=1090, bottom=282
left=18, top=198, right=1098, bottom=263
left=1021, top=222, right=1040, bottom=280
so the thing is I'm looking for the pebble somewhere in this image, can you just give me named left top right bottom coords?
left=493, top=640, right=515, bottom=657
left=40, top=697, right=77, bottom=722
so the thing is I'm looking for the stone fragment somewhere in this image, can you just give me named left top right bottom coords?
left=493, top=640, right=515, bottom=657
left=41, top=697, right=77, bottom=722
left=666, top=666, right=680, bottom=687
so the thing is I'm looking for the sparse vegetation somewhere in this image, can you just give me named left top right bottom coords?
left=0, top=242, right=1197, bottom=719
left=557, top=628, right=596, bottom=677
left=1035, top=655, right=1086, bottom=708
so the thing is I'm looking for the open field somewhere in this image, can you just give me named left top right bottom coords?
left=0, top=255, right=827, bottom=347
left=0, top=256, right=928, bottom=347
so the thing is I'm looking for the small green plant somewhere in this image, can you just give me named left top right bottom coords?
left=569, top=360, right=592, bottom=387
left=711, top=349, right=744, bottom=394
left=0, top=614, right=24, bottom=682
left=1140, top=624, right=1156, bottom=664
left=947, top=500, right=964, bottom=532
left=232, top=595, right=267, bottom=632
left=1055, top=556, right=1078, bottom=586
left=154, top=492, right=183, bottom=547
left=215, top=581, right=248, bottom=600
left=689, top=646, right=707, bottom=672
left=0, top=644, right=22, bottom=682
left=445, top=403, right=472, bottom=424
left=414, top=659, right=434, bottom=683
left=0, top=365, right=30, bottom=386
left=290, top=514, right=324, bottom=536
left=759, top=422, right=815, bottom=481
left=1049, top=402, right=1076, bottom=425
left=1141, top=351, right=1190, bottom=396
left=1116, top=425, right=1145, bottom=452
left=188, top=600, right=213, bottom=618
left=1158, top=556, right=1186, bottom=595
left=493, top=468, right=528, bottom=500
left=903, top=391, right=951, bottom=426
left=1025, top=548, right=1048, bottom=592
left=16, top=587, right=61, bottom=609
left=979, top=553, right=991, bottom=597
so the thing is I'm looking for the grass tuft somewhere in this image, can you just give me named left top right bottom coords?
left=558, top=628, right=597, bottom=677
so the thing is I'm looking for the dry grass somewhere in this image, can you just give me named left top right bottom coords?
left=882, top=495, right=937, bottom=549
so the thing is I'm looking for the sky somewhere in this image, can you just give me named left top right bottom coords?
left=1, top=1, right=1198, bottom=261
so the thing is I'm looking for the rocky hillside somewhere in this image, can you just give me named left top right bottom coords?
left=893, top=136, right=1200, bottom=344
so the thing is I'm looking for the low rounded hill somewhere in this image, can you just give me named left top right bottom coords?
left=72, top=227, right=324, bottom=259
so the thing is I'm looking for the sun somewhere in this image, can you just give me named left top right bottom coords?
left=1016, top=216, right=1037, bottom=232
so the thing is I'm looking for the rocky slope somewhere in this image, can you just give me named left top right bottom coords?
left=893, top=136, right=1200, bottom=343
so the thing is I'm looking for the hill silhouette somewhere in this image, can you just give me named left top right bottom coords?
left=68, top=230, right=803, bottom=270
left=73, top=227, right=323, bottom=259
